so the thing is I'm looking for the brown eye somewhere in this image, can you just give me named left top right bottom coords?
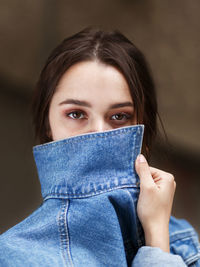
left=67, top=111, right=85, bottom=119
left=111, top=113, right=130, bottom=121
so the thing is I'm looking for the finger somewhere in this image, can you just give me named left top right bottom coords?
left=149, top=167, right=175, bottom=185
left=135, top=154, right=154, bottom=186
left=149, top=167, right=165, bottom=183
left=149, top=166, right=167, bottom=177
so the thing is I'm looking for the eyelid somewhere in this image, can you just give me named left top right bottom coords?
left=111, top=112, right=132, bottom=119
left=63, top=109, right=134, bottom=121
left=110, top=111, right=133, bottom=117
left=65, top=109, right=88, bottom=119
left=64, top=108, right=86, bottom=114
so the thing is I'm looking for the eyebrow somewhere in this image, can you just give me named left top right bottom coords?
left=59, top=99, right=91, bottom=107
left=109, top=102, right=133, bottom=109
left=59, top=99, right=134, bottom=109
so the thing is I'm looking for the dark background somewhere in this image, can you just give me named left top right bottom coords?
left=0, top=0, right=199, bottom=235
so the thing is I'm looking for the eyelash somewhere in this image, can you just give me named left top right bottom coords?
left=65, top=110, right=133, bottom=122
left=66, top=110, right=87, bottom=120
left=110, top=113, right=132, bottom=121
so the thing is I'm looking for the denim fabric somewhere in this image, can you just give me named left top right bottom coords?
left=132, top=246, right=187, bottom=266
left=169, top=216, right=200, bottom=266
left=0, top=125, right=199, bottom=267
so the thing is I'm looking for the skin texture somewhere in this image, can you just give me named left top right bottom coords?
left=135, top=154, right=176, bottom=252
left=48, top=60, right=176, bottom=253
left=48, top=60, right=136, bottom=140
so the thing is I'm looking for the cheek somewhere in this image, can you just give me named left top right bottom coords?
left=48, top=106, right=64, bottom=140
left=132, top=116, right=138, bottom=125
left=48, top=110, right=84, bottom=141
left=49, top=121, right=70, bottom=141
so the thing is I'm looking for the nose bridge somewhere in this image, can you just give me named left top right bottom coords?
left=89, top=116, right=109, bottom=133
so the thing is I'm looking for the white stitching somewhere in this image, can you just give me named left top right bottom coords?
left=44, top=184, right=140, bottom=201
left=58, top=200, right=74, bottom=267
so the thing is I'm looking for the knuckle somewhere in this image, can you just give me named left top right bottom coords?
left=174, top=181, right=176, bottom=189
left=166, top=173, right=175, bottom=183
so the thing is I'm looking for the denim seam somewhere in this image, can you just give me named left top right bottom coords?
left=43, top=184, right=140, bottom=200
left=129, top=133, right=136, bottom=180
left=33, top=126, right=143, bottom=151
left=170, top=230, right=200, bottom=265
left=135, top=124, right=144, bottom=156
left=185, top=253, right=200, bottom=265
left=58, top=200, right=74, bottom=267
left=126, top=189, right=143, bottom=248
left=58, top=200, right=68, bottom=267
left=132, top=126, right=143, bottom=186
left=170, top=229, right=198, bottom=242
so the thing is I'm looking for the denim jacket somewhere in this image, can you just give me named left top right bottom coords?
left=0, top=125, right=199, bottom=266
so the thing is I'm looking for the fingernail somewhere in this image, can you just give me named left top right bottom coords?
left=137, top=154, right=146, bottom=163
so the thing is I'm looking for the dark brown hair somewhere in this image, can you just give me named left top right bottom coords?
left=32, top=27, right=158, bottom=157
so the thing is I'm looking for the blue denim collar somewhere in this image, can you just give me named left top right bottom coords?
left=33, top=125, right=144, bottom=200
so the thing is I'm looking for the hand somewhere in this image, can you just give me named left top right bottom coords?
left=135, top=154, right=176, bottom=253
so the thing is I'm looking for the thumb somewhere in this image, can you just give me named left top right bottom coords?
left=135, top=154, right=154, bottom=186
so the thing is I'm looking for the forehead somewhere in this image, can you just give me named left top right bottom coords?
left=54, top=60, right=132, bottom=102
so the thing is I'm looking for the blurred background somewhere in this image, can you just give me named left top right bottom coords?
left=0, top=0, right=199, bottom=235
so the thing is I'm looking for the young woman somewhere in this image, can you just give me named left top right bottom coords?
left=0, top=28, right=199, bottom=266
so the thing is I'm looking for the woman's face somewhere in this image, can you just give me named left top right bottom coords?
left=48, top=61, right=136, bottom=141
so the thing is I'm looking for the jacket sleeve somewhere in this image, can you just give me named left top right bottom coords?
left=169, top=216, right=200, bottom=266
left=131, top=246, right=187, bottom=267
